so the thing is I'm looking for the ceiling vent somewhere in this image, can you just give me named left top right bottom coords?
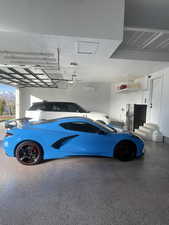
left=77, top=41, right=99, bottom=55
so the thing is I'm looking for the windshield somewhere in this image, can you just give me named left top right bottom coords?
left=94, top=120, right=117, bottom=133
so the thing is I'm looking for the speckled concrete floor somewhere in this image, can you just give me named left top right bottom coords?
left=0, top=141, right=169, bottom=225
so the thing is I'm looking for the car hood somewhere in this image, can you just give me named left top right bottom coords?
left=89, top=111, right=108, bottom=117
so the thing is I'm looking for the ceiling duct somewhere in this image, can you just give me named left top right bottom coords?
left=77, top=41, right=99, bottom=55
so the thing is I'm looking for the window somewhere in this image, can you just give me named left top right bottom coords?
left=45, top=103, right=61, bottom=111
left=50, top=103, right=86, bottom=112
left=29, top=103, right=46, bottom=111
left=60, top=122, right=103, bottom=134
left=29, top=102, right=88, bottom=113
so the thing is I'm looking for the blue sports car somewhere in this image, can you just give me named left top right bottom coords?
left=3, top=117, right=144, bottom=165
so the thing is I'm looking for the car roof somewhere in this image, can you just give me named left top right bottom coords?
left=32, top=101, right=77, bottom=105
left=30, top=116, right=94, bottom=125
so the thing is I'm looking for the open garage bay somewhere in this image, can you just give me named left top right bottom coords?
left=0, top=140, right=169, bottom=225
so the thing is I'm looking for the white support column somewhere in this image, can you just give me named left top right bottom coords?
left=15, top=88, right=21, bottom=119
left=15, top=88, right=31, bottom=118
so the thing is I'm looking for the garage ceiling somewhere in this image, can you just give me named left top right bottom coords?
left=0, top=31, right=169, bottom=86
left=1, top=0, right=169, bottom=86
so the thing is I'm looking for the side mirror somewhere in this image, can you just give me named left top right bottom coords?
left=5, top=121, right=17, bottom=129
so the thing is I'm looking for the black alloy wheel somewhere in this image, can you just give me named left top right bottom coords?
left=15, top=141, right=43, bottom=165
left=114, top=140, right=136, bottom=161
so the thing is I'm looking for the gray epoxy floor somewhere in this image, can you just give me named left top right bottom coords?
left=0, top=141, right=169, bottom=225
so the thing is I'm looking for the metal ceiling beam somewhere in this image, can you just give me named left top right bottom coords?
left=0, top=77, right=12, bottom=85
left=0, top=65, right=76, bottom=88
left=8, top=67, right=43, bottom=88
left=41, top=69, right=58, bottom=87
left=0, top=75, right=27, bottom=87
left=24, top=68, right=50, bottom=87
left=0, top=68, right=30, bottom=86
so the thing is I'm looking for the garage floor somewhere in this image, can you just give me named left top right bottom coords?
left=0, top=141, right=169, bottom=225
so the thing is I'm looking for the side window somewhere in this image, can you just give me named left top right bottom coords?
left=39, top=104, right=47, bottom=111
left=29, top=103, right=45, bottom=111
left=49, top=103, right=64, bottom=112
left=60, top=122, right=102, bottom=133
left=66, top=103, right=79, bottom=112
left=50, top=103, right=61, bottom=112
left=45, top=103, right=52, bottom=111
left=29, top=104, right=38, bottom=110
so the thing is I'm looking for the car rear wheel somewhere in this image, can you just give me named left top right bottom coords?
left=15, top=141, right=43, bottom=165
left=114, top=140, right=136, bottom=161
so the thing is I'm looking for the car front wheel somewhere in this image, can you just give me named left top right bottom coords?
left=15, top=141, right=43, bottom=165
left=114, top=140, right=136, bottom=161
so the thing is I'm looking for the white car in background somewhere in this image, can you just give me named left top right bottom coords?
left=25, top=101, right=111, bottom=124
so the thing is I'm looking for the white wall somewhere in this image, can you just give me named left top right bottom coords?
left=17, top=82, right=111, bottom=118
left=109, top=71, right=169, bottom=138
left=110, top=77, right=149, bottom=122
left=109, top=84, right=149, bottom=122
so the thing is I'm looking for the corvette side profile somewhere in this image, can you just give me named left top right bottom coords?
left=3, top=117, right=144, bottom=165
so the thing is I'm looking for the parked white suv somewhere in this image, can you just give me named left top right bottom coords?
left=25, top=101, right=111, bottom=124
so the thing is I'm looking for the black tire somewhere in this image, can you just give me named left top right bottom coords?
left=15, top=141, right=43, bottom=165
left=114, top=140, right=136, bottom=161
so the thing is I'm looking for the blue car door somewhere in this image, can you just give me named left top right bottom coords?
left=76, top=132, right=114, bottom=156
left=59, top=121, right=114, bottom=157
